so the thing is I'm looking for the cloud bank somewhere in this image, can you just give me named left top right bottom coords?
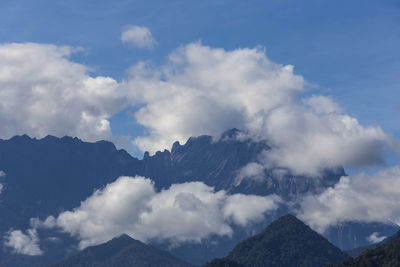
left=0, top=41, right=398, bottom=176
left=125, top=43, right=399, bottom=176
left=121, top=25, right=157, bottom=49
left=296, top=166, right=400, bottom=233
left=34, top=176, right=281, bottom=249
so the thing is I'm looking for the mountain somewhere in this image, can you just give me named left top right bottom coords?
left=204, top=258, right=244, bottom=267
left=0, top=130, right=344, bottom=233
left=207, top=214, right=348, bottom=267
left=328, top=230, right=400, bottom=267
left=143, top=128, right=344, bottom=197
left=0, top=135, right=140, bottom=233
left=50, top=234, right=192, bottom=267
left=0, top=130, right=368, bottom=266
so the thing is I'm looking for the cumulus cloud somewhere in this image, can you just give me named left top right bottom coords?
left=126, top=43, right=304, bottom=153
left=258, top=99, right=396, bottom=176
left=33, top=176, right=281, bottom=249
left=121, top=25, right=157, bottom=49
left=0, top=41, right=398, bottom=176
left=124, top=43, right=399, bottom=176
left=296, top=166, right=400, bottom=233
left=0, top=43, right=125, bottom=141
left=4, top=229, right=42, bottom=256
left=367, top=232, right=386, bottom=244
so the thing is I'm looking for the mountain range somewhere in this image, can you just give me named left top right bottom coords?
left=0, top=130, right=397, bottom=266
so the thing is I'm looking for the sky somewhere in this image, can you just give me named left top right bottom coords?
left=2, top=0, right=400, bottom=255
left=0, top=0, right=399, bottom=160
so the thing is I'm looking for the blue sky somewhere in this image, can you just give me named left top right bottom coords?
left=0, top=0, right=399, bottom=161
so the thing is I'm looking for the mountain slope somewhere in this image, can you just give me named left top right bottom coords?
left=328, top=230, right=400, bottom=267
left=0, top=135, right=140, bottom=233
left=144, top=128, right=344, bottom=197
left=214, top=214, right=348, bottom=267
left=52, top=234, right=193, bottom=267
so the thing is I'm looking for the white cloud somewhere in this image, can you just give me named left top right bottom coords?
left=296, top=166, right=400, bottom=233
left=234, top=162, right=266, bottom=186
left=367, top=232, right=386, bottom=244
left=124, top=43, right=399, bottom=175
left=259, top=102, right=395, bottom=176
left=4, top=229, right=43, bottom=256
left=126, top=43, right=304, bottom=153
left=0, top=41, right=398, bottom=176
left=0, top=43, right=125, bottom=141
left=33, top=176, right=281, bottom=249
left=121, top=25, right=157, bottom=49
left=223, top=194, right=280, bottom=226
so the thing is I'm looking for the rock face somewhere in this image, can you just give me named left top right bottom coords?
left=209, top=214, right=348, bottom=267
left=140, top=128, right=345, bottom=197
left=51, top=234, right=193, bottom=267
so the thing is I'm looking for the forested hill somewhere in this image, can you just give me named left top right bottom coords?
left=206, top=214, right=348, bottom=267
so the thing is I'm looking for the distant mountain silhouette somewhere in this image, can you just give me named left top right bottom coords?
left=328, top=230, right=400, bottom=266
left=51, top=234, right=193, bottom=267
left=206, top=214, right=348, bottom=267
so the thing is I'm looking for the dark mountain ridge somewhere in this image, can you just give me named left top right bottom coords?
left=207, top=214, right=349, bottom=267
left=51, top=234, right=193, bottom=267
left=0, top=130, right=345, bottom=232
left=0, top=130, right=387, bottom=266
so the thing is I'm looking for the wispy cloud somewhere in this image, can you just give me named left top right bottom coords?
left=367, top=232, right=386, bottom=244
left=0, top=171, right=5, bottom=194
left=4, top=229, right=42, bottom=256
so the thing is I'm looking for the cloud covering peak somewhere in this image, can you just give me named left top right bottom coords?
left=0, top=41, right=398, bottom=176
left=125, top=43, right=398, bottom=175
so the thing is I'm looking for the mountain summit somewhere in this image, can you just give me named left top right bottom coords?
left=52, top=234, right=193, bottom=267
left=208, top=214, right=348, bottom=267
